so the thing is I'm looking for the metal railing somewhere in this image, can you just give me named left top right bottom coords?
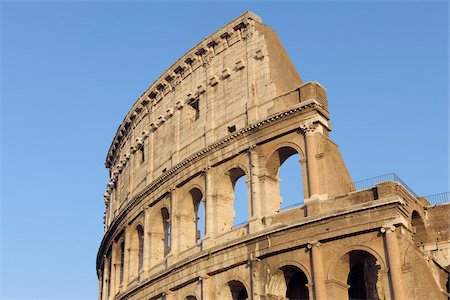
left=351, top=173, right=418, bottom=197
left=423, top=192, right=450, bottom=205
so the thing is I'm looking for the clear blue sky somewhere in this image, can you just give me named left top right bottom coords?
left=1, top=1, right=448, bottom=299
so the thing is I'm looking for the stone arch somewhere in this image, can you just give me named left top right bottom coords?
left=217, top=275, right=250, bottom=300
left=179, top=187, right=205, bottom=250
left=268, top=262, right=310, bottom=300
left=149, top=204, right=171, bottom=265
left=328, top=246, right=386, bottom=300
left=262, top=144, right=305, bottom=215
left=185, top=296, right=197, bottom=300
left=411, top=210, right=428, bottom=246
left=129, top=221, right=145, bottom=279
left=215, top=165, right=250, bottom=232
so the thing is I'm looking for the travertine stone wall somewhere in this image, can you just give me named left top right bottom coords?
left=98, top=11, right=450, bottom=300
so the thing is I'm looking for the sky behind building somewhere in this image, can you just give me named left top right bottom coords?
left=1, top=1, right=448, bottom=299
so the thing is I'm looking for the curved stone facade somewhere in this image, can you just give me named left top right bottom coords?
left=97, top=12, right=450, bottom=300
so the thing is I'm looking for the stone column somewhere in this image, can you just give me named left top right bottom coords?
left=102, top=256, right=109, bottom=300
left=301, top=122, right=320, bottom=199
left=308, top=241, right=327, bottom=300
left=248, top=146, right=262, bottom=232
left=170, top=188, right=180, bottom=258
left=203, top=168, right=215, bottom=248
left=109, top=244, right=117, bottom=298
left=98, top=270, right=103, bottom=300
left=381, top=225, right=406, bottom=300
left=123, top=229, right=131, bottom=288
left=143, top=207, right=152, bottom=274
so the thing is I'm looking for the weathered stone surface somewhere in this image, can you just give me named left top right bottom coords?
left=97, top=11, right=450, bottom=300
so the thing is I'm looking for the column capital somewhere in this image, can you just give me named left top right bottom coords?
left=307, top=241, right=322, bottom=249
left=380, top=225, right=396, bottom=234
left=300, top=121, right=318, bottom=135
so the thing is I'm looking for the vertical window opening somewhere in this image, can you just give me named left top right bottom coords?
left=196, top=201, right=205, bottom=242
left=189, top=99, right=200, bottom=121
left=161, top=208, right=171, bottom=256
left=190, top=188, right=205, bottom=243
left=230, top=168, right=248, bottom=227
left=137, top=225, right=144, bottom=271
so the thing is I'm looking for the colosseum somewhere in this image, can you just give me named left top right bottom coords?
left=97, top=11, right=449, bottom=300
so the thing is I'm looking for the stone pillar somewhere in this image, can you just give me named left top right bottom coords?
left=98, top=270, right=103, bottom=300
left=248, top=146, right=262, bottom=233
left=381, top=225, right=406, bottom=300
left=203, top=168, right=215, bottom=248
left=143, top=207, right=152, bottom=274
left=308, top=241, right=327, bottom=300
left=102, top=256, right=109, bottom=300
left=301, top=122, right=320, bottom=199
left=123, top=229, right=131, bottom=288
left=170, top=188, right=181, bottom=258
left=109, top=244, right=117, bottom=298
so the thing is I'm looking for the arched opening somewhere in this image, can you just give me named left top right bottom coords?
left=185, top=296, right=197, bottom=300
left=279, top=153, right=303, bottom=210
left=136, top=225, right=144, bottom=272
left=228, top=280, right=248, bottom=300
left=269, top=265, right=309, bottom=299
left=282, top=266, right=309, bottom=300
left=161, top=208, right=171, bottom=257
left=411, top=210, right=427, bottom=246
left=190, top=188, right=205, bottom=243
left=346, top=251, right=382, bottom=300
left=230, top=168, right=248, bottom=227
left=264, top=146, right=303, bottom=214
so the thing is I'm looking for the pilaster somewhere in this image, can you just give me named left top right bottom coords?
left=308, top=241, right=327, bottom=300
left=381, top=225, right=406, bottom=300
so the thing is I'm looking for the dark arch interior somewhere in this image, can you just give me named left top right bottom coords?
left=228, top=280, right=248, bottom=300
left=347, top=251, right=380, bottom=300
left=411, top=210, right=427, bottom=246
left=281, top=265, right=309, bottom=300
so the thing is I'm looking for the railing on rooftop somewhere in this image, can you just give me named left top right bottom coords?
left=351, top=173, right=418, bottom=197
left=351, top=173, right=449, bottom=206
left=423, top=192, right=450, bottom=206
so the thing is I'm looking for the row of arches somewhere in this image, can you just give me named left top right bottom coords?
left=100, top=144, right=325, bottom=299
left=177, top=250, right=381, bottom=300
